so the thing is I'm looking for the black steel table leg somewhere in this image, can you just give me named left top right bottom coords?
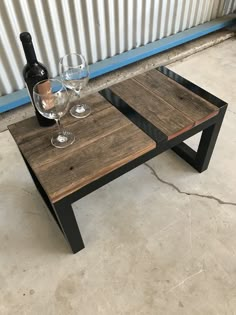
left=53, top=200, right=85, bottom=253
left=22, top=154, right=84, bottom=253
left=172, top=142, right=197, bottom=167
left=194, top=108, right=227, bottom=172
left=172, top=106, right=227, bottom=173
left=22, top=155, right=63, bottom=232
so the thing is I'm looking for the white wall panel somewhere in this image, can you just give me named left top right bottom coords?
left=0, top=0, right=235, bottom=96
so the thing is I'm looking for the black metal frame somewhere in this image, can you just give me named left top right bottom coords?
left=22, top=66, right=227, bottom=253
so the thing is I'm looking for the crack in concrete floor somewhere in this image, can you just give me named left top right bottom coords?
left=145, top=163, right=236, bottom=207
left=167, top=268, right=205, bottom=293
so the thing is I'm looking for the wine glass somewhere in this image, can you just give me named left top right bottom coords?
left=59, top=53, right=91, bottom=118
left=33, top=79, right=75, bottom=148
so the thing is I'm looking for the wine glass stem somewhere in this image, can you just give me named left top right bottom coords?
left=74, top=89, right=82, bottom=105
left=55, top=118, right=63, bottom=135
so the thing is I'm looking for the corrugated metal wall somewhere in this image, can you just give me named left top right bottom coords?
left=0, top=0, right=235, bottom=96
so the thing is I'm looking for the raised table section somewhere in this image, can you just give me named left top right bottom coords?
left=108, top=69, right=219, bottom=140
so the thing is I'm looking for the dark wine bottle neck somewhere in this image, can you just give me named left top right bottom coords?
left=22, top=42, right=38, bottom=64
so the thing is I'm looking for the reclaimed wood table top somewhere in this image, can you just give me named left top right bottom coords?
left=8, top=68, right=220, bottom=204
left=110, top=69, right=219, bottom=140
left=8, top=93, right=156, bottom=203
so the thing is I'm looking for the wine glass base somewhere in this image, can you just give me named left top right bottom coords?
left=70, top=104, right=91, bottom=118
left=51, top=130, right=75, bottom=148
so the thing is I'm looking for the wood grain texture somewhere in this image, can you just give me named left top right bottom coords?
left=8, top=93, right=156, bottom=203
left=110, top=79, right=194, bottom=139
left=110, top=69, right=219, bottom=139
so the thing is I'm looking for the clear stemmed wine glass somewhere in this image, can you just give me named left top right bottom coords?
left=59, top=53, right=91, bottom=119
left=33, top=79, right=75, bottom=148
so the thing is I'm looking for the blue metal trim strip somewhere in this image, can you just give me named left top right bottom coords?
left=1, top=14, right=235, bottom=113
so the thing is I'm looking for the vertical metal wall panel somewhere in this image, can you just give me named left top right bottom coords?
left=0, top=0, right=235, bottom=96
left=126, top=0, right=134, bottom=51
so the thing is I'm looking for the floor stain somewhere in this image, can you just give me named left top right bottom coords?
left=54, top=275, right=80, bottom=315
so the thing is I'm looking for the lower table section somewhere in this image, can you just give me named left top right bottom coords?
left=23, top=144, right=159, bottom=253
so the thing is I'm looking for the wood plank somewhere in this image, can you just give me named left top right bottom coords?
left=8, top=92, right=156, bottom=203
left=18, top=107, right=130, bottom=170
left=134, top=69, right=219, bottom=124
left=110, top=78, right=195, bottom=139
left=8, top=93, right=111, bottom=145
left=37, top=124, right=155, bottom=202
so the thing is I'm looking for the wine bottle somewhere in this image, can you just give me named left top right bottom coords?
left=20, top=32, right=55, bottom=127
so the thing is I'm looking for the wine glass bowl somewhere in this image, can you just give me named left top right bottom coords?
left=59, top=53, right=91, bottom=118
left=33, top=79, right=75, bottom=148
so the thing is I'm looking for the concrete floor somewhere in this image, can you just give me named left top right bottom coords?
left=1, top=38, right=236, bottom=314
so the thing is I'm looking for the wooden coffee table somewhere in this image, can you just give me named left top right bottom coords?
left=8, top=67, right=227, bottom=253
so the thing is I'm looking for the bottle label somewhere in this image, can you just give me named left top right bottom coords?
left=25, top=81, right=55, bottom=127
left=36, top=80, right=54, bottom=110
